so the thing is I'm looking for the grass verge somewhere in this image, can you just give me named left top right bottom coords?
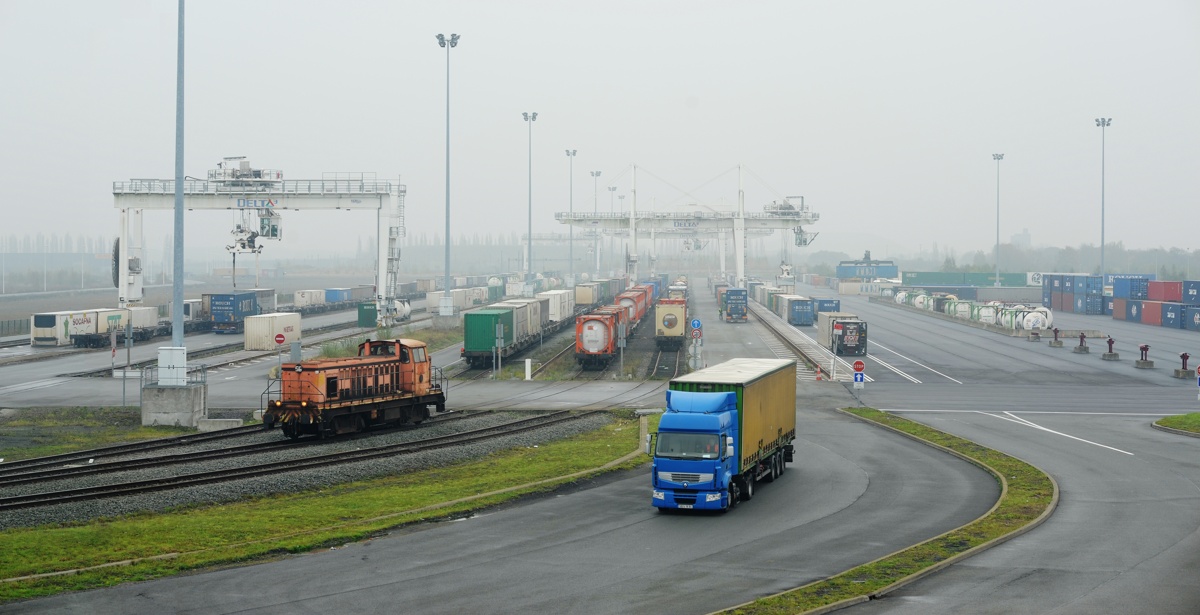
left=1156, top=412, right=1200, bottom=434
left=720, top=407, right=1057, bottom=615
left=0, top=407, right=191, bottom=462
left=0, top=412, right=648, bottom=604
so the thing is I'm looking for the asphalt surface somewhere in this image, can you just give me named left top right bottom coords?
left=7, top=279, right=1197, bottom=613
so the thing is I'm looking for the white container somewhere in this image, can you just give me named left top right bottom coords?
left=30, top=310, right=83, bottom=346
left=247, top=289, right=277, bottom=313
left=294, top=290, right=326, bottom=307
left=505, top=282, right=524, bottom=297
left=492, top=302, right=531, bottom=341
left=450, top=288, right=472, bottom=309
left=470, top=287, right=488, bottom=305
left=537, top=289, right=575, bottom=322
left=93, top=309, right=129, bottom=334
left=129, top=306, right=160, bottom=329
left=503, top=298, right=545, bottom=332
left=244, top=312, right=302, bottom=351
left=426, top=291, right=444, bottom=308
left=174, top=299, right=202, bottom=321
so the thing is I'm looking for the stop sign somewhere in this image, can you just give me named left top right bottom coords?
left=275, top=333, right=286, bottom=345
left=853, top=360, right=865, bottom=373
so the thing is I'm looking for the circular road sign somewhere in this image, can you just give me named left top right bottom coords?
left=275, top=333, right=286, bottom=345
left=691, top=329, right=702, bottom=339
left=691, top=318, right=702, bottom=329
left=833, top=323, right=843, bottom=330
left=853, top=360, right=865, bottom=373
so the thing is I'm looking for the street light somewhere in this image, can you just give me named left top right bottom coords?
left=618, top=194, right=626, bottom=274
left=591, top=170, right=601, bottom=278
left=1096, top=117, right=1112, bottom=281
left=523, top=112, right=537, bottom=277
left=607, top=184, right=616, bottom=277
left=993, top=153, right=1003, bottom=287
left=565, top=149, right=577, bottom=284
left=436, top=33, right=459, bottom=313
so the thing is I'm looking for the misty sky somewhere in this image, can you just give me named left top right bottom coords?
left=1, top=1, right=1197, bottom=263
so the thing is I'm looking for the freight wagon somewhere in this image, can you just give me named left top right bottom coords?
left=815, top=311, right=868, bottom=356
left=575, top=305, right=628, bottom=369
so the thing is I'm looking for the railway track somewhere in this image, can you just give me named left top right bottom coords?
left=0, top=410, right=594, bottom=512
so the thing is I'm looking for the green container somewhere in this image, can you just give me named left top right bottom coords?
left=463, top=309, right=515, bottom=353
left=487, top=285, right=503, bottom=302
left=357, top=302, right=377, bottom=328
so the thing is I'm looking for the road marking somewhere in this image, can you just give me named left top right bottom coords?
left=982, top=411, right=1133, bottom=455
left=869, top=340, right=962, bottom=384
left=865, top=354, right=922, bottom=383
left=883, top=409, right=1179, bottom=416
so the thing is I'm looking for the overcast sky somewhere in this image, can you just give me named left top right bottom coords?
left=2, top=0, right=1197, bottom=262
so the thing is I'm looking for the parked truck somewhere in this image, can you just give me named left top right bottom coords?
left=648, top=358, right=796, bottom=512
left=815, top=311, right=868, bottom=356
left=722, top=287, right=748, bottom=322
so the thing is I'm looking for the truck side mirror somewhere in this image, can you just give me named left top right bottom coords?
left=725, top=436, right=734, bottom=459
left=645, top=433, right=653, bottom=455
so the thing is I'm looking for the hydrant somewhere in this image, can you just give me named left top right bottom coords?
left=1181, top=352, right=1190, bottom=371
left=1140, top=344, right=1150, bottom=361
left=1053, top=327, right=1060, bottom=342
left=1078, top=332, right=1086, bottom=348
left=1107, top=337, right=1115, bottom=353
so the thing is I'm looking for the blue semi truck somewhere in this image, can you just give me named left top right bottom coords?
left=722, top=287, right=748, bottom=322
left=648, top=358, right=796, bottom=512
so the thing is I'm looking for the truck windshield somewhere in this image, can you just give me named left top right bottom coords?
left=655, top=433, right=721, bottom=460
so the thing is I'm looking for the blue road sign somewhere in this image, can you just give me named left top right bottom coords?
left=691, top=319, right=702, bottom=329
left=853, top=372, right=865, bottom=383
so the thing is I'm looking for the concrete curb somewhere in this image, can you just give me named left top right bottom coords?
left=1151, top=422, right=1200, bottom=439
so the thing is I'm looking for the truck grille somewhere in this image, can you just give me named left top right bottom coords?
left=658, top=472, right=713, bottom=483
left=674, top=495, right=697, bottom=505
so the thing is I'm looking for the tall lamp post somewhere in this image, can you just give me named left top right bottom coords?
left=1096, top=117, right=1112, bottom=281
left=618, top=194, right=626, bottom=275
left=607, top=184, right=616, bottom=277
left=591, top=170, right=601, bottom=278
left=523, top=112, right=537, bottom=277
left=993, top=153, right=1003, bottom=287
left=565, top=150, right=577, bottom=284
left=436, top=33, right=459, bottom=314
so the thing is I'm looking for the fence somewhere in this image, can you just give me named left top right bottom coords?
left=0, top=318, right=29, bottom=337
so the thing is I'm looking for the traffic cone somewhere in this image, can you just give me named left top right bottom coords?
left=815, top=366, right=822, bottom=381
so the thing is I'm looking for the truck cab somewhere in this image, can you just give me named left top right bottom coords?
left=650, top=390, right=741, bottom=511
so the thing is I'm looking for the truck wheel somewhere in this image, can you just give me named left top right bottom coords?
left=778, top=455, right=786, bottom=476
left=763, top=457, right=775, bottom=484
left=741, top=477, right=754, bottom=501
left=727, top=483, right=739, bottom=510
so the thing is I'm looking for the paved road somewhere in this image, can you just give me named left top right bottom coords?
left=2, top=281, right=1001, bottom=614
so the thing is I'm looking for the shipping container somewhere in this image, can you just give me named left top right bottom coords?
left=1063, top=276, right=1075, bottom=293
left=174, top=299, right=203, bottom=322
left=128, top=306, right=160, bottom=329
left=30, top=310, right=88, bottom=346
left=246, top=288, right=277, bottom=313
left=1148, top=281, right=1183, bottom=303
left=294, top=290, right=326, bottom=307
left=536, top=289, right=576, bottom=323
left=1112, top=298, right=1127, bottom=321
left=1161, top=302, right=1186, bottom=329
left=1183, top=281, right=1200, bottom=305
left=352, top=285, right=375, bottom=302
left=783, top=295, right=815, bottom=326
left=206, top=291, right=258, bottom=333
left=1042, top=286, right=1053, bottom=308
left=358, top=302, right=377, bottom=328
left=325, top=288, right=353, bottom=303
left=244, top=312, right=302, bottom=351
left=462, top=309, right=516, bottom=354
left=492, top=301, right=534, bottom=340
left=813, top=298, right=841, bottom=313
left=1186, top=306, right=1200, bottom=331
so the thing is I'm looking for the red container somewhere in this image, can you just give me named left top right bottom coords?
left=1141, top=300, right=1163, bottom=326
left=1147, top=281, right=1183, bottom=302
left=1112, top=298, right=1127, bottom=320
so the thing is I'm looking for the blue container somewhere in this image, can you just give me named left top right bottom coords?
left=1161, top=303, right=1186, bottom=329
left=1048, top=274, right=1063, bottom=291
left=1104, top=296, right=1114, bottom=315
left=813, top=298, right=841, bottom=313
left=1125, top=300, right=1143, bottom=323
left=325, top=288, right=353, bottom=303
left=1186, top=307, right=1200, bottom=331
left=1042, top=287, right=1053, bottom=308
left=787, top=297, right=815, bottom=326
left=1072, top=295, right=1085, bottom=314
left=1083, top=276, right=1103, bottom=295
left=1084, top=295, right=1103, bottom=315
left=1073, top=276, right=1089, bottom=294
left=1112, top=278, right=1132, bottom=299
left=1129, top=278, right=1149, bottom=300
left=1063, top=276, right=1075, bottom=293
left=208, top=291, right=258, bottom=332
left=1183, top=281, right=1200, bottom=305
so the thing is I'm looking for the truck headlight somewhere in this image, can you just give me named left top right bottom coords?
left=706, top=493, right=722, bottom=502
left=652, top=490, right=665, bottom=500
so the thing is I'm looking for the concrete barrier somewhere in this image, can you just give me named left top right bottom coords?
left=198, top=418, right=244, bottom=432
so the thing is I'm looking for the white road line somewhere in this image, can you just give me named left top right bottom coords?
left=865, top=354, right=922, bottom=383
left=883, top=409, right=1181, bottom=416
left=869, top=340, right=963, bottom=384
left=981, top=411, right=1134, bottom=455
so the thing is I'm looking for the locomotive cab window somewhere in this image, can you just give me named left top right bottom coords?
left=411, top=347, right=426, bottom=363
left=400, top=348, right=410, bottom=363
left=326, top=376, right=338, bottom=398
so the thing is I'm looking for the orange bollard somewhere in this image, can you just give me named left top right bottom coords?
left=815, top=366, right=822, bottom=381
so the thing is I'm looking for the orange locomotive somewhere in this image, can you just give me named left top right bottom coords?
left=263, top=338, right=447, bottom=439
